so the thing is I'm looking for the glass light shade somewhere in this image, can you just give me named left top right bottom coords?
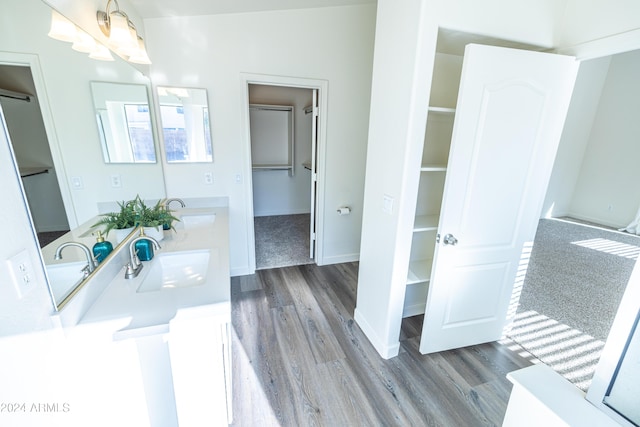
left=71, top=30, right=97, bottom=53
left=48, top=10, right=77, bottom=42
left=128, top=37, right=152, bottom=65
left=116, top=25, right=139, bottom=56
left=89, top=44, right=115, bottom=61
left=108, top=12, right=137, bottom=52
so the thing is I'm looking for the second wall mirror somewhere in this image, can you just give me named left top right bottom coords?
left=90, top=81, right=157, bottom=164
left=156, top=86, right=212, bottom=163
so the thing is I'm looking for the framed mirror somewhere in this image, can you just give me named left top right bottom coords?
left=90, top=81, right=157, bottom=163
left=156, top=86, right=212, bottom=163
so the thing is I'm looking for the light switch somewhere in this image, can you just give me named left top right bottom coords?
left=71, top=176, right=84, bottom=190
left=383, top=194, right=394, bottom=215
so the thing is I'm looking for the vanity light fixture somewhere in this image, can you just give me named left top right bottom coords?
left=96, top=0, right=152, bottom=64
left=47, top=10, right=114, bottom=62
left=47, top=10, right=77, bottom=42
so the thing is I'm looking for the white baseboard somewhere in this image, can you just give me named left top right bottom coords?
left=230, top=267, right=254, bottom=277
left=317, top=253, right=359, bottom=266
left=354, top=308, right=399, bottom=359
left=564, top=212, right=626, bottom=230
left=253, top=209, right=311, bottom=217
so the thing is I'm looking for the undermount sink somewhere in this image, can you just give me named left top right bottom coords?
left=46, top=261, right=89, bottom=298
left=179, top=213, right=216, bottom=229
left=136, top=250, right=210, bottom=293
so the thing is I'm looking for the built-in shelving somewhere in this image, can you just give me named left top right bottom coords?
left=402, top=55, right=461, bottom=319
left=413, top=214, right=439, bottom=232
left=428, top=106, right=456, bottom=114
left=407, top=259, right=433, bottom=285
left=420, top=164, right=447, bottom=172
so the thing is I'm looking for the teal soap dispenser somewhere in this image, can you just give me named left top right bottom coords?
left=135, top=228, right=155, bottom=262
left=93, top=231, right=113, bottom=264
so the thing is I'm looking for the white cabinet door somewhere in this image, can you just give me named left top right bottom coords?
left=419, top=44, right=578, bottom=354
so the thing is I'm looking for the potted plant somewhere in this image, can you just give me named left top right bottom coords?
left=92, top=199, right=138, bottom=243
left=93, top=196, right=180, bottom=243
left=134, top=196, right=179, bottom=241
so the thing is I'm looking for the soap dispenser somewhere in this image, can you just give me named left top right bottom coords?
left=93, top=231, right=113, bottom=264
left=135, top=228, right=155, bottom=262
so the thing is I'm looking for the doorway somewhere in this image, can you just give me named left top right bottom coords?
left=248, top=84, right=315, bottom=270
left=0, top=64, right=69, bottom=247
left=241, top=74, right=328, bottom=273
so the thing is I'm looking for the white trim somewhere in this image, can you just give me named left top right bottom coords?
left=318, top=253, right=359, bottom=266
left=0, top=52, right=78, bottom=228
left=354, top=308, right=400, bottom=359
left=239, top=73, right=329, bottom=272
left=556, top=28, right=640, bottom=61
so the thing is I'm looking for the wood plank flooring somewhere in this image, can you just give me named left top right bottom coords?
left=230, top=263, right=531, bottom=427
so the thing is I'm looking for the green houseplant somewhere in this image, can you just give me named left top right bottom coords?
left=93, top=196, right=180, bottom=241
left=92, top=199, right=138, bottom=238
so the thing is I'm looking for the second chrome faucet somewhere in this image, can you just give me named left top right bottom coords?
left=125, top=230, right=161, bottom=279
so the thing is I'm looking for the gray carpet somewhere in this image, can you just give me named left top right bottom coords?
left=254, top=214, right=314, bottom=270
left=518, top=218, right=637, bottom=340
left=506, top=217, right=639, bottom=390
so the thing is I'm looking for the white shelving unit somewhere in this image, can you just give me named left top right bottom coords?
left=402, top=52, right=461, bottom=318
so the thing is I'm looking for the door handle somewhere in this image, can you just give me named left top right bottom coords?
left=443, top=233, right=458, bottom=246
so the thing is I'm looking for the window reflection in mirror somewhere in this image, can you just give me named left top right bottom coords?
left=157, top=87, right=213, bottom=163
left=90, top=82, right=157, bottom=163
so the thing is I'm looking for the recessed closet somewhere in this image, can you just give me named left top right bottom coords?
left=248, top=84, right=316, bottom=269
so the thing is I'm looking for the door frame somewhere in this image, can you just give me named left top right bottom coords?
left=239, top=73, right=329, bottom=273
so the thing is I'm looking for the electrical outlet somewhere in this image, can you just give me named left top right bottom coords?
left=111, top=174, right=122, bottom=188
left=204, top=172, right=213, bottom=185
left=7, top=249, right=34, bottom=299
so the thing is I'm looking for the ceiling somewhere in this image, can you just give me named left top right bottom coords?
left=129, top=0, right=375, bottom=19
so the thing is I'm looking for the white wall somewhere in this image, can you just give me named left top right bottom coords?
left=542, top=56, right=611, bottom=218
left=249, top=84, right=312, bottom=217
left=568, top=50, right=640, bottom=227
left=144, top=5, right=376, bottom=274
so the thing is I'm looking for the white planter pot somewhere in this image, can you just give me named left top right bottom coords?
left=113, top=227, right=135, bottom=244
left=143, top=226, right=164, bottom=242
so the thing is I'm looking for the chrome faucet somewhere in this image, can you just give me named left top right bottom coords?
left=165, top=198, right=186, bottom=209
left=124, top=233, right=161, bottom=279
left=54, top=242, right=97, bottom=274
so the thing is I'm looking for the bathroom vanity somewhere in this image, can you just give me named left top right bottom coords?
left=48, top=200, right=232, bottom=426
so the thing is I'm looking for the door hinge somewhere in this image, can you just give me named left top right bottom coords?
left=312, top=172, right=317, bottom=182
left=313, top=106, right=319, bottom=117
left=311, top=232, right=316, bottom=241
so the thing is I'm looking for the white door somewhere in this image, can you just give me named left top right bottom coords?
left=309, top=89, right=319, bottom=259
left=419, top=44, right=578, bottom=354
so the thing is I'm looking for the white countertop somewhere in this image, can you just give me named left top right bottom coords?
left=77, top=207, right=231, bottom=340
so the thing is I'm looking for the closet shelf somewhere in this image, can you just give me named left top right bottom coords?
left=413, top=215, right=439, bottom=232
left=428, top=106, right=456, bottom=114
left=429, top=106, right=456, bottom=114
left=407, top=259, right=433, bottom=285
left=420, top=164, right=447, bottom=172
left=252, top=164, right=293, bottom=171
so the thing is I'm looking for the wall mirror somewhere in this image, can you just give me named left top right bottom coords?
left=0, top=0, right=166, bottom=311
left=156, top=86, right=212, bottom=163
left=90, top=81, right=157, bottom=163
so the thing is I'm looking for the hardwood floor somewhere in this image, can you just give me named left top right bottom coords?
left=230, top=263, right=531, bottom=426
